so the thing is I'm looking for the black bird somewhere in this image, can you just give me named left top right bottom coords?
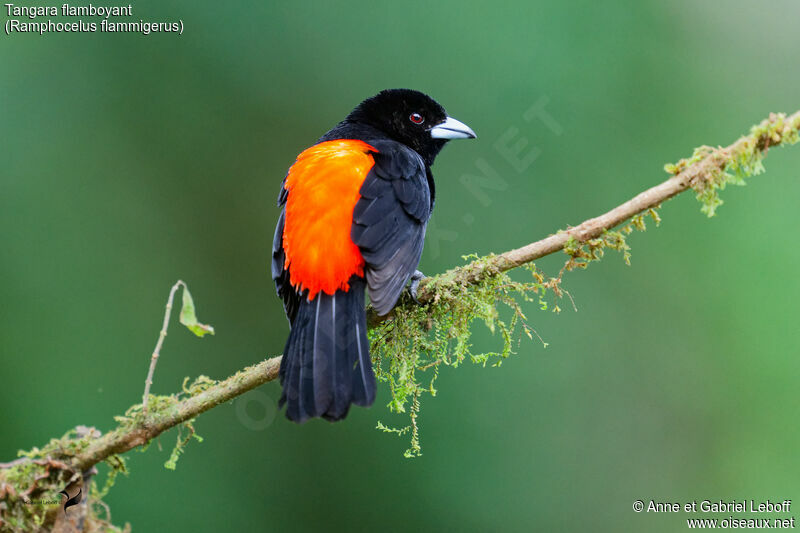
left=272, top=89, right=476, bottom=422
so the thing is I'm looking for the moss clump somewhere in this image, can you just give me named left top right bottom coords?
left=370, top=203, right=665, bottom=458
left=664, top=112, right=800, bottom=217
left=370, top=113, right=800, bottom=458
left=563, top=207, right=661, bottom=271
left=370, top=254, right=564, bottom=457
left=118, top=375, right=214, bottom=470
left=0, top=375, right=216, bottom=531
left=0, top=427, right=128, bottom=532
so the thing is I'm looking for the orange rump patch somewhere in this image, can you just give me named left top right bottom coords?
left=282, top=139, right=377, bottom=299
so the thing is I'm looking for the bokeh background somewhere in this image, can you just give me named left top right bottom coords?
left=2, top=1, right=799, bottom=531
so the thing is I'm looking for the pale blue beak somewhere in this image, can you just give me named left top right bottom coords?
left=430, top=116, right=476, bottom=139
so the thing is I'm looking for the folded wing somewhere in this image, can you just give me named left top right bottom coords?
left=351, top=140, right=432, bottom=316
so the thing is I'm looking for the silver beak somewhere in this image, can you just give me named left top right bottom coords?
left=430, top=116, right=477, bottom=140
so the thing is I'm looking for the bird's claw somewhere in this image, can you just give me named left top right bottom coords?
left=407, top=270, right=426, bottom=305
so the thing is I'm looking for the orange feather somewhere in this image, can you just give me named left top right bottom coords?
left=282, top=139, right=376, bottom=299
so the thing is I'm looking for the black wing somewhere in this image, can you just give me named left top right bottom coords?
left=351, top=140, right=432, bottom=316
left=272, top=182, right=300, bottom=324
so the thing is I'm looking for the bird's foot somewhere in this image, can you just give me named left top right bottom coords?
left=407, top=270, right=426, bottom=305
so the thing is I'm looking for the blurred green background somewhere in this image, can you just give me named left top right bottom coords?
left=2, top=1, right=799, bottom=531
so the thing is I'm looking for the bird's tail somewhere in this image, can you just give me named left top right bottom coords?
left=279, top=276, right=376, bottom=422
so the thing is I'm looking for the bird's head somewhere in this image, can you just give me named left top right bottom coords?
left=346, top=88, right=476, bottom=165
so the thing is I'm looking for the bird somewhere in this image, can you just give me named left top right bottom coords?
left=271, top=89, right=476, bottom=423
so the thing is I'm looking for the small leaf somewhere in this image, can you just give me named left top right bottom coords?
left=179, top=285, right=215, bottom=337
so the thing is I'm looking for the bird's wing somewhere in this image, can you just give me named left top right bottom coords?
left=351, top=140, right=432, bottom=316
left=272, top=207, right=300, bottom=323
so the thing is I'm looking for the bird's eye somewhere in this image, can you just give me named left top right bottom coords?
left=409, top=112, right=424, bottom=124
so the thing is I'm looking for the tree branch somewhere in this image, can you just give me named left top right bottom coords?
left=142, top=280, right=185, bottom=414
left=72, top=357, right=281, bottom=471
left=5, top=109, right=799, bottom=486
left=410, top=110, right=800, bottom=302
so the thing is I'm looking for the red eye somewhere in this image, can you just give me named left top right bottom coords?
left=409, top=112, right=424, bottom=124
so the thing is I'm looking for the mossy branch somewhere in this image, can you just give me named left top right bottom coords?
left=72, top=358, right=281, bottom=472
left=1, top=110, right=798, bottom=531
left=402, top=110, right=800, bottom=307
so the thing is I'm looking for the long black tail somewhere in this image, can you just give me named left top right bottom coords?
left=278, top=277, right=376, bottom=422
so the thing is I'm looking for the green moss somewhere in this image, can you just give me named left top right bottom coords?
left=369, top=254, right=563, bottom=456
left=666, top=112, right=800, bottom=217
left=0, top=374, right=217, bottom=531
left=0, top=428, right=104, bottom=532
left=370, top=201, right=667, bottom=457
left=562, top=208, right=661, bottom=272
left=369, top=112, right=800, bottom=458
left=164, top=419, right=203, bottom=470
left=112, top=375, right=214, bottom=471
left=93, top=454, right=127, bottom=501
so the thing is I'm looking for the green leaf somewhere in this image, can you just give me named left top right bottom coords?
left=179, top=285, right=214, bottom=337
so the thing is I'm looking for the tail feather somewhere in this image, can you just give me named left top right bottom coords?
left=350, top=323, right=371, bottom=406
left=326, top=296, right=354, bottom=420
left=280, top=308, right=310, bottom=422
left=279, top=277, right=376, bottom=423
left=312, top=295, right=335, bottom=414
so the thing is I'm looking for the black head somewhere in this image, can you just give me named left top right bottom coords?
left=346, top=89, right=476, bottom=165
